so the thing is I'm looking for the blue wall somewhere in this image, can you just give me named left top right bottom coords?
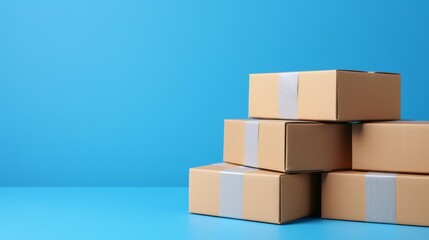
left=0, top=0, right=428, bottom=186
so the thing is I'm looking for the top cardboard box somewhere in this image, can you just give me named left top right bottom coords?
left=249, top=70, right=401, bottom=122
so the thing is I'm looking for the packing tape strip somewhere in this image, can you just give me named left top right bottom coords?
left=244, top=120, right=259, bottom=167
left=365, top=172, right=396, bottom=224
left=219, top=166, right=257, bottom=219
left=278, top=72, right=299, bottom=119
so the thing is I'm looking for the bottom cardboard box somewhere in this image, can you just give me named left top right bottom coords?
left=322, top=171, right=429, bottom=226
left=189, top=163, right=320, bottom=224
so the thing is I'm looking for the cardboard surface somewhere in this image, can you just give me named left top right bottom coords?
left=189, top=163, right=320, bottom=224
left=249, top=70, right=401, bottom=121
left=353, top=121, right=429, bottom=174
left=224, top=119, right=351, bottom=172
left=322, top=171, right=429, bottom=227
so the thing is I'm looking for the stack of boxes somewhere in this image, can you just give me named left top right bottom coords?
left=189, top=69, right=428, bottom=226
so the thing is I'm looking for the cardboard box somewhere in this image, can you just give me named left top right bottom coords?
left=224, top=119, right=352, bottom=172
left=322, top=171, right=429, bottom=227
left=189, top=163, right=320, bottom=224
left=249, top=70, right=400, bottom=121
left=353, top=121, right=429, bottom=174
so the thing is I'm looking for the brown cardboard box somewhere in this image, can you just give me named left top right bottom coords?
left=249, top=70, right=400, bottom=121
left=322, top=171, right=429, bottom=227
left=224, top=119, right=351, bottom=172
left=189, top=163, right=320, bottom=224
left=353, top=121, right=429, bottom=174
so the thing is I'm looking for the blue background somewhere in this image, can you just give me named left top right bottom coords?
left=0, top=187, right=428, bottom=240
left=1, top=0, right=429, bottom=186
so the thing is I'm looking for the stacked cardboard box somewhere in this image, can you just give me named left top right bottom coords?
left=189, top=69, right=421, bottom=225
left=322, top=122, right=429, bottom=226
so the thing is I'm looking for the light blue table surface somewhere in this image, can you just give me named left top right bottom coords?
left=0, top=187, right=427, bottom=239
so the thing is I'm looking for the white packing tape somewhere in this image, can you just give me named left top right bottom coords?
left=365, top=172, right=396, bottom=224
left=278, top=72, right=299, bottom=119
left=219, top=166, right=257, bottom=219
left=244, top=120, right=259, bottom=167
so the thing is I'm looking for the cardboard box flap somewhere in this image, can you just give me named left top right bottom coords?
left=226, top=119, right=314, bottom=124
left=193, top=163, right=283, bottom=177
left=371, top=71, right=400, bottom=75
left=337, top=69, right=367, bottom=73
left=250, top=69, right=399, bottom=75
left=192, top=162, right=237, bottom=172
left=358, top=121, right=429, bottom=125
left=337, top=69, right=400, bottom=75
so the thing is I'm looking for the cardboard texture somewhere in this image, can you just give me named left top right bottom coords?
left=322, top=171, right=429, bottom=227
left=224, top=119, right=352, bottom=172
left=189, top=163, right=320, bottom=224
left=353, top=121, right=429, bottom=174
left=249, top=70, right=401, bottom=121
